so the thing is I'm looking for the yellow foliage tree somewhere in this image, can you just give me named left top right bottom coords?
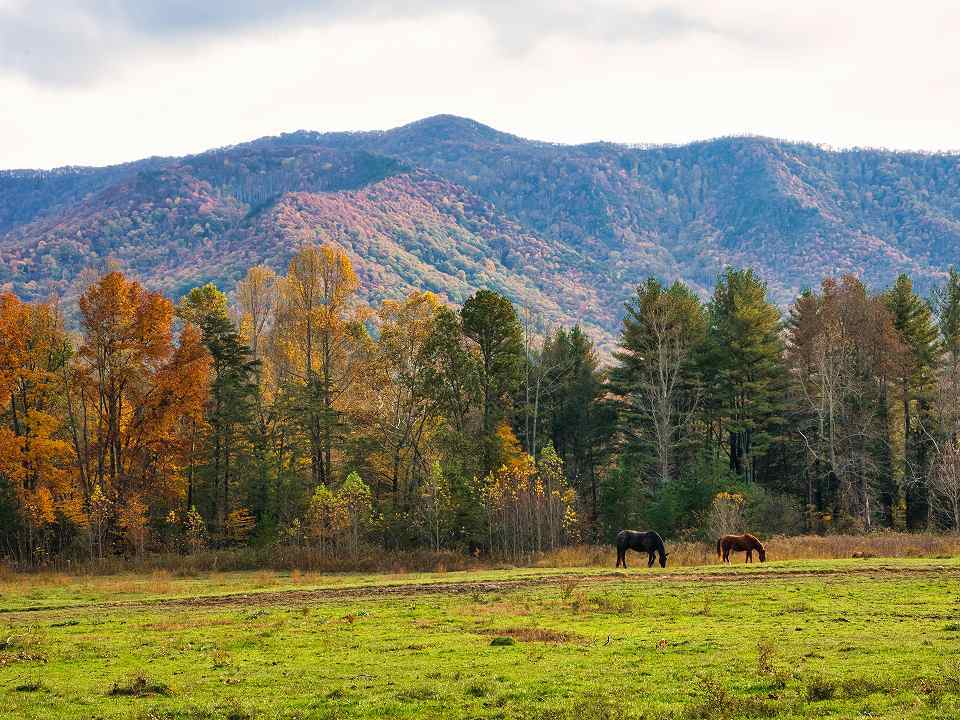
left=275, top=244, right=370, bottom=486
left=305, top=484, right=347, bottom=557
left=482, top=434, right=578, bottom=560
left=360, top=291, right=446, bottom=503
left=118, top=493, right=149, bottom=556
left=0, top=293, right=77, bottom=560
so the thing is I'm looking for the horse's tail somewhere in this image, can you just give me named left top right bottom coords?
left=716, top=538, right=722, bottom=558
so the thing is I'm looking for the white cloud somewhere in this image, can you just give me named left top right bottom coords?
left=1, top=1, right=959, bottom=168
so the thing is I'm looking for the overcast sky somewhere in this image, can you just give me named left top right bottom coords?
left=2, top=1, right=959, bottom=169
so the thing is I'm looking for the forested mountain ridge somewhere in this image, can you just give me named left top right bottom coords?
left=3, top=114, right=960, bottom=350
left=307, top=115, right=960, bottom=299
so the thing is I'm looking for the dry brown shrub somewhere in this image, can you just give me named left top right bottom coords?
left=476, top=626, right=586, bottom=644
left=764, top=533, right=960, bottom=561
left=531, top=545, right=608, bottom=567
left=536, top=533, right=960, bottom=567
left=4, top=532, right=959, bottom=586
left=107, top=672, right=171, bottom=697
left=558, top=576, right=581, bottom=599
left=468, top=601, right=532, bottom=618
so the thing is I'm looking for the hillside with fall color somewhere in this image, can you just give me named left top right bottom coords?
left=4, top=115, right=960, bottom=349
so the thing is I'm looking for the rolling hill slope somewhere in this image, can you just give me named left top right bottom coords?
left=3, top=115, right=960, bottom=350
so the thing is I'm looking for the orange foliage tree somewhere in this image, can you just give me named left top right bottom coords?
left=0, top=293, right=76, bottom=561
left=65, top=272, right=210, bottom=549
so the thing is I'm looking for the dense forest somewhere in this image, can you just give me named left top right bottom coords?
left=3, top=244, right=960, bottom=566
left=5, top=115, right=960, bottom=358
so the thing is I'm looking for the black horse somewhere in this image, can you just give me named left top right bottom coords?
left=615, top=530, right=668, bottom=568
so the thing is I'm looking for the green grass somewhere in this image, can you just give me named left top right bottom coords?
left=1, top=559, right=959, bottom=719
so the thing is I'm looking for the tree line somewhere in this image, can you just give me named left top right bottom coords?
left=609, top=269, right=960, bottom=537
left=2, top=245, right=960, bottom=565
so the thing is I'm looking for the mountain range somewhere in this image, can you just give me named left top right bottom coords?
left=3, top=114, right=960, bottom=352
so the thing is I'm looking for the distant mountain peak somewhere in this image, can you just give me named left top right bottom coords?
left=387, top=114, right=522, bottom=146
left=4, top=116, right=960, bottom=356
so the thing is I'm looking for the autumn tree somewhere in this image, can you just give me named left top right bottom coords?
left=275, top=244, right=370, bottom=487
left=418, top=460, right=452, bottom=551
left=536, top=442, right=579, bottom=550
left=235, top=265, right=277, bottom=359
left=118, top=493, right=149, bottom=556
left=482, top=430, right=578, bottom=560
left=339, top=471, right=372, bottom=558
left=304, top=484, right=344, bottom=557
left=360, top=292, right=445, bottom=505
left=0, top=294, right=75, bottom=561
left=69, top=272, right=210, bottom=547
left=786, top=277, right=902, bottom=528
left=234, top=264, right=287, bottom=527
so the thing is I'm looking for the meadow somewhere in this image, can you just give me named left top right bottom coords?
left=2, top=541, right=960, bottom=719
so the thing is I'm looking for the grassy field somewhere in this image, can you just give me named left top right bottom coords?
left=2, top=557, right=960, bottom=719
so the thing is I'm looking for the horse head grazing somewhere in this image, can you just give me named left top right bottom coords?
left=651, top=534, right=668, bottom=567
left=758, top=544, right=766, bottom=562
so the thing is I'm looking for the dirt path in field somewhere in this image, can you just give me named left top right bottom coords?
left=5, top=563, right=959, bottom=617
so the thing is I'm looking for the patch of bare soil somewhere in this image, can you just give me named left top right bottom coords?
left=7, top=564, right=958, bottom=617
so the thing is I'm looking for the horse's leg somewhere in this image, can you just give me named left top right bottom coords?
left=746, top=549, right=752, bottom=563
left=648, top=551, right=654, bottom=568
left=616, top=548, right=623, bottom=568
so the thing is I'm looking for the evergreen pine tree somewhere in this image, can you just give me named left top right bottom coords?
left=700, top=268, right=787, bottom=483
left=884, top=274, right=940, bottom=528
left=178, top=284, right=259, bottom=530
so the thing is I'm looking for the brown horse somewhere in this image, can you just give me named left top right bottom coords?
left=717, top=533, right=766, bottom=563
